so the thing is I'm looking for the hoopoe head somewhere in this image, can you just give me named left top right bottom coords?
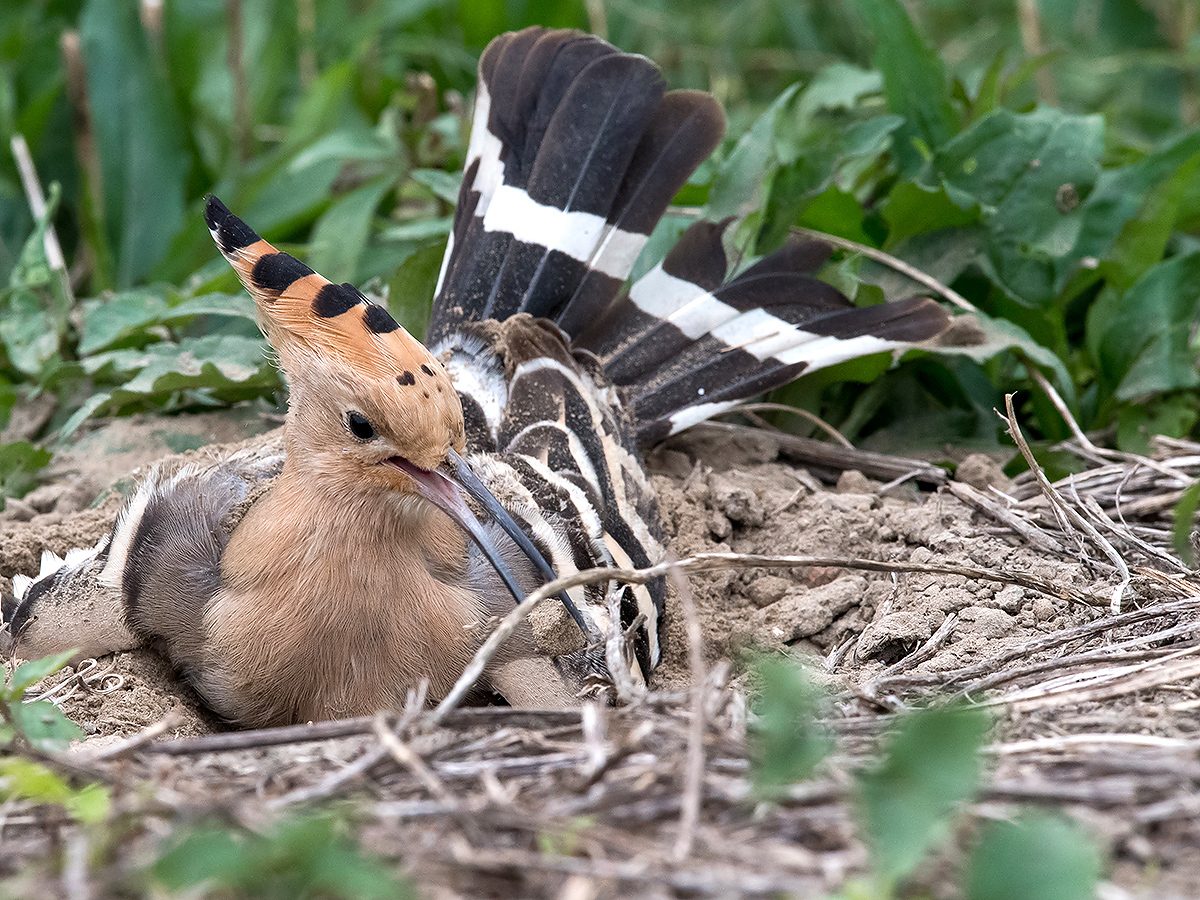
left=205, top=196, right=559, bottom=611
left=205, top=196, right=465, bottom=485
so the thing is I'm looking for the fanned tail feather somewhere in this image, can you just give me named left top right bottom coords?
left=428, top=27, right=724, bottom=344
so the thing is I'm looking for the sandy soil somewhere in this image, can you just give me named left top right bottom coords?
left=3, top=407, right=1200, bottom=897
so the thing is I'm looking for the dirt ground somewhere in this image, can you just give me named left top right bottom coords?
left=4, top=406, right=1200, bottom=898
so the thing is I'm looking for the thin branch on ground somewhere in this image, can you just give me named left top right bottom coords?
left=1000, top=393, right=1130, bottom=611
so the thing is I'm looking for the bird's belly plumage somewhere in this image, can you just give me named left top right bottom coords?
left=195, top=478, right=488, bottom=726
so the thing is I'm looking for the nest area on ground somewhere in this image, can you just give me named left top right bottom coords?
left=5, top=410, right=1200, bottom=898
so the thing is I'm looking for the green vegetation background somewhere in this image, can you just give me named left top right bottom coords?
left=3, top=0, right=1200, bottom=488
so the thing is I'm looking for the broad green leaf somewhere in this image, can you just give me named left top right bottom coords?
left=78, top=291, right=171, bottom=355
left=153, top=815, right=410, bottom=900
left=857, top=705, right=989, bottom=886
left=1086, top=251, right=1200, bottom=400
left=67, top=782, right=112, bottom=825
left=9, top=699, right=83, bottom=751
left=307, top=176, right=395, bottom=284
left=0, top=289, right=59, bottom=376
left=847, top=0, right=957, bottom=172
left=856, top=226, right=981, bottom=315
left=1117, top=394, right=1200, bottom=456
left=797, top=185, right=870, bottom=244
left=388, top=241, right=446, bottom=339
left=11, top=649, right=78, bottom=694
left=1172, top=479, right=1200, bottom=566
left=1089, top=132, right=1200, bottom=291
left=965, top=814, right=1100, bottom=900
left=80, top=0, right=188, bottom=287
left=793, top=63, right=882, bottom=123
left=749, top=657, right=833, bottom=795
left=929, top=107, right=1104, bottom=307
left=160, top=292, right=259, bottom=325
left=0, top=440, right=52, bottom=506
left=707, top=83, right=802, bottom=222
left=883, top=185, right=981, bottom=246
left=153, top=827, right=248, bottom=890
left=107, top=334, right=277, bottom=402
left=0, top=757, right=74, bottom=803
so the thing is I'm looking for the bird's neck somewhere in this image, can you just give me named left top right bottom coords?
left=224, top=459, right=473, bottom=601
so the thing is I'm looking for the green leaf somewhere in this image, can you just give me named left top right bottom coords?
left=308, top=176, right=396, bottom=285
left=1118, top=394, right=1199, bottom=456
left=0, top=289, right=60, bottom=376
left=80, top=0, right=188, bottom=287
left=153, top=815, right=411, bottom=900
left=1086, top=251, right=1200, bottom=400
left=153, top=827, right=248, bottom=891
left=0, top=757, right=74, bottom=804
left=159, top=292, right=259, bottom=325
left=1090, top=132, right=1200, bottom=292
left=707, top=84, right=802, bottom=223
left=378, top=217, right=454, bottom=243
left=857, top=704, right=990, bottom=887
left=9, top=699, right=83, bottom=751
left=883, top=185, right=981, bottom=246
left=965, top=814, right=1100, bottom=900
left=1172, top=479, right=1200, bottom=566
left=108, top=335, right=277, bottom=402
left=387, top=241, right=446, bottom=339
left=929, top=107, right=1104, bottom=307
left=77, top=291, right=171, bottom=355
left=0, top=440, right=53, bottom=506
left=67, top=782, right=112, bottom=825
left=58, top=393, right=113, bottom=440
left=10, top=649, right=78, bottom=694
left=288, top=127, right=397, bottom=172
left=1, top=740, right=102, bottom=809
left=748, top=656, right=833, bottom=795
left=793, top=63, right=882, bottom=122
left=411, top=169, right=463, bottom=204
left=847, top=0, right=957, bottom=172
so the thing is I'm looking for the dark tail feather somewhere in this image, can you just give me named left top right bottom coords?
left=553, top=90, right=726, bottom=337
left=570, top=218, right=952, bottom=447
left=429, top=27, right=954, bottom=451
left=427, top=28, right=725, bottom=346
left=429, top=28, right=658, bottom=342
left=626, top=294, right=952, bottom=446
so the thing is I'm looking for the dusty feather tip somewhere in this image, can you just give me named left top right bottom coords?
left=204, top=194, right=259, bottom=255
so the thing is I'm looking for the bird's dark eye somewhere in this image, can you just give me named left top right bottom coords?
left=346, top=411, right=377, bottom=441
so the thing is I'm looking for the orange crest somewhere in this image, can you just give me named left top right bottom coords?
left=204, top=195, right=465, bottom=458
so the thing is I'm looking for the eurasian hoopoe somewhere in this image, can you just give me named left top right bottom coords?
left=1, top=28, right=954, bottom=726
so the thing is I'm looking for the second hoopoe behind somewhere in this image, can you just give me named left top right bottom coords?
left=1, top=28, right=958, bottom=725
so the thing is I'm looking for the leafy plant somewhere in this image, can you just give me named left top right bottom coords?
left=0, top=756, right=110, bottom=825
left=0, top=648, right=82, bottom=751
left=150, top=813, right=413, bottom=900
left=748, top=655, right=1100, bottom=900
left=855, top=704, right=990, bottom=891
left=966, top=812, right=1101, bottom=900
left=747, top=654, right=833, bottom=795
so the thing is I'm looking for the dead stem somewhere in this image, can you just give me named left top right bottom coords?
left=1000, top=393, right=1130, bottom=611
left=671, top=569, right=706, bottom=862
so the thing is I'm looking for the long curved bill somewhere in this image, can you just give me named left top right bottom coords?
left=386, top=451, right=594, bottom=639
